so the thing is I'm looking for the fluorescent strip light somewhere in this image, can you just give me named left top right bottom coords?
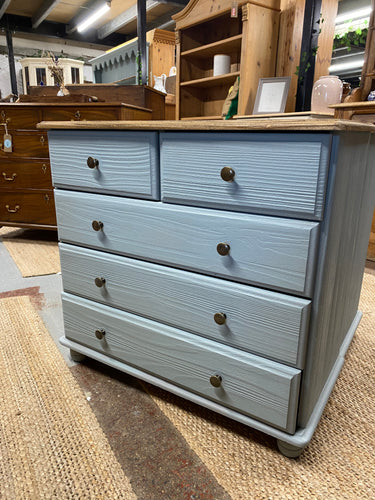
left=335, top=7, right=372, bottom=24
left=329, top=59, right=365, bottom=73
left=77, top=3, right=110, bottom=33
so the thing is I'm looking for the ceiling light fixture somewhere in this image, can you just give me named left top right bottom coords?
left=335, top=7, right=372, bottom=25
left=77, top=1, right=111, bottom=33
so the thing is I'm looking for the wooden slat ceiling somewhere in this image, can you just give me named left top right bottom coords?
left=0, top=0, right=188, bottom=46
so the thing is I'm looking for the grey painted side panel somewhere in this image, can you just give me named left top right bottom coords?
left=160, top=132, right=331, bottom=219
left=59, top=243, right=311, bottom=368
left=298, top=132, right=375, bottom=426
left=55, top=190, right=319, bottom=296
left=62, top=292, right=301, bottom=433
left=48, top=130, right=160, bottom=199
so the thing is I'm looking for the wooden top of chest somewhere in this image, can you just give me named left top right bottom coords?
left=38, top=118, right=375, bottom=133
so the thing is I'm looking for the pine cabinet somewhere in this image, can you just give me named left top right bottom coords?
left=44, top=118, right=375, bottom=457
left=173, top=0, right=280, bottom=119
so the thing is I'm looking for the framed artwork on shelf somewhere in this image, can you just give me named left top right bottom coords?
left=252, top=77, right=291, bottom=115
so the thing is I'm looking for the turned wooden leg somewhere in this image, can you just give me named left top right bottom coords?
left=69, top=349, right=86, bottom=362
left=277, top=439, right=305, bottom=458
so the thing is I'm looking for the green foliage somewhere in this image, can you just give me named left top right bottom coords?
left=334, top=23, right=368, bottom=51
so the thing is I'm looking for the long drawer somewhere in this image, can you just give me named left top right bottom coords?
left=0, top=191, right=56, bottom=224
left=160, top=132, right=331, bottom=220
left=62, top=292, right=301, bottom=433
left=59, top=243, right=311, bottom=368
left=48, top=130, right=159, bottom=199
left=0, top=159, right=52, bottom=190
left=55, top=190, right=319, bottom=296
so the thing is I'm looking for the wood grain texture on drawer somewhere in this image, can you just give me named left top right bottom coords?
left=48, top=130, right=159, bottom=199
left=0, top=106, right=41, bottom=129
left=62, top=293, right=301, bottom=433
left=0, top=191, right=56, bottom=224
left=59, top=243, right=311, bottom=368
left=160, top=132, right=331, bottom=220
left=0, top=159, right=52, bottom=190
left=0, top=131, right=49, bottom=158
left=55, top=190, right=319, bottom=296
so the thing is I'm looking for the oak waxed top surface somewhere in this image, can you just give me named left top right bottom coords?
left=37, top=118, right=375, bottom=133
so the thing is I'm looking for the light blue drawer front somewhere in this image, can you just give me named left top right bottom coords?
left=62, top=293, right=301, bottom=433
left=48, top=130, right=159, bottom=199
left=160, top=132, right=331, bottom=220
left=59, top=243, right=311, bottom=368
left=55, top=190, right=319, bottom=296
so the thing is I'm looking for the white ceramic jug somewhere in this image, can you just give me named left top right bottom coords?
left=154, top=74, right=167, bottom=93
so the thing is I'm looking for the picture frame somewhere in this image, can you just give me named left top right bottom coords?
left=252, top=77, right=291, bottom=115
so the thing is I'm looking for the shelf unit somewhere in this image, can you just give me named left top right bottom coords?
left=173, top=0, right=280, bottom=120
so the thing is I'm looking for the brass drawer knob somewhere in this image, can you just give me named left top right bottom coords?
left=214, top=312, right=226, bottom=325
left=92, top=220, right=103, bottom=231
left=87, top=156, right=99, bottom=169
left=220, top=167, right=235, bottom=182
left=94, top=277, right=106, bottom=287
left=217, top=242, right=230, bottom=256
left=95, top=328, right=106, bottom=340
left=210, top=374, right=222, bottom=388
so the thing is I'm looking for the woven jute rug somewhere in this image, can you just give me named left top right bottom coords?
left=0, top=227, right=60, bottom=277
left=0, top=295, right=136, bottom=500
left=146, top=272, right=375, bottom=500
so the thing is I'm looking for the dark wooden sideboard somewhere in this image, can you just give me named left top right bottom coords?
left=0, top=102, right=151, bottom=230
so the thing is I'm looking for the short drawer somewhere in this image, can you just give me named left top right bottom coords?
left=0, top=159, right=52, bottom=190
left=48, top=130, right=159, bottom=199
left=0, top=131, right=49, bottom=158
left=60, top=243, right=311, bottom=368
left=55, top=190, right=319, bottom=296
left=160, top=132, right=331, bottom=220
left=62, top=293, right=301, bottom=433
left=42, top=106, right=123, bottom=122
left=0, top=191, right=56, bottom=224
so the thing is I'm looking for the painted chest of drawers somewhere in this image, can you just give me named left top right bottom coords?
left=0, top=103, right=151, bottom=230
left=44, top=119, right=375, bottom=457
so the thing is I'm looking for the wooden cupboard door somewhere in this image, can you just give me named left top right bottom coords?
left=62, top=292, right=301, bottom=433
left=0, top=159, right=52, bottom=190
left=0, top=191, right=56, bottom=224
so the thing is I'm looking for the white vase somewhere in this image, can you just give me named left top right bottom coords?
left=153, top=74, right=167, bottom=93
left=311, top=75, right=343, bottom=115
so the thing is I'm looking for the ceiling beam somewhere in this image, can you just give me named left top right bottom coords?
left=0, top=0, right=11, bottom=21
left=32, top=0, right=62, bottom=29
left=97, top=0, right=160, bottom=39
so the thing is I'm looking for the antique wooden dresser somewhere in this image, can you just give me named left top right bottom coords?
left=42, top=118, right=375, bottom=457
left=0, top=102, right=151, bottom=230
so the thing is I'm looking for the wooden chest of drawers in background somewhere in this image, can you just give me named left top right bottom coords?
left=0, top=102, right=151, bottom=230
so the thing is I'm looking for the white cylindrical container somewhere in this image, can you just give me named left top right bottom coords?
left=311, top=75, right=343, bottom=114
left=213, top=54, right=231, bottom=76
